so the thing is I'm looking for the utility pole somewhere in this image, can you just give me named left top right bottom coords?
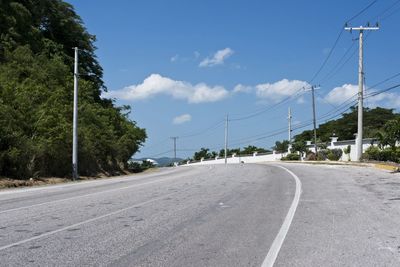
left=224, top=114, right=228, bottom=164
left=171, top=137, right=178, bottom=163
left=311, top=85, right=318, bottom=154
left=72, top=47, right=79, bottom=180
left=288, top=107, right=292, bottom=143
left=345, top=24, right=379, bottom=161
left=288, top=107, right=292, bottom=153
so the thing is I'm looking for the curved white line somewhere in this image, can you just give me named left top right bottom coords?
left=261, top=165, right=302, bottom=267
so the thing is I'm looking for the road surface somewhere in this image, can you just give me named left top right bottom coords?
left=0, top=163, right=399, bottom=266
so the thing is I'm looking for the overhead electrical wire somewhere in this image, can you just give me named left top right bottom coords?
left=179, top=119, right=224, bottom=139
left=367, top=0, right=400, bottom=22
left=142, top=0, right=386, bottom=158
left=229, top=88, right=308, bottom=121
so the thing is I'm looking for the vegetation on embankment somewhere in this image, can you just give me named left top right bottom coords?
left=0, top=0, right=146, bottom=180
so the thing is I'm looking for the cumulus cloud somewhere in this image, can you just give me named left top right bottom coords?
left=325, top=83, right=400, bottom=107
left=325, top=84, right=358, bottom=104
left=104, top=74, right=229, bottom=104
left=255, top=79, right=310, bottom=102
left=173, top=114, right=191, bottom=125
left=233, top=84, right=252, bottom=93
left=199, top=48, right=234, bottom=67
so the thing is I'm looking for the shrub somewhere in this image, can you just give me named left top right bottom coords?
left=363, top=146, right=400, bottom=163
left=306, top=152, right=316, bottom=161
left=127, top=162, right=142, bottom=173
left=127, top=160, right=155, bottom=173
left=316, top=149, right=329, bottom=161
left=327, top=149, right=343, bottom=161
left=343, top=145, right=351, bottom=155
left=281, top=153, right=300, bottom=161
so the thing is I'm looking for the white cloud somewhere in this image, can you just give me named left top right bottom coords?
left=325, top=84, right=358, bottom=104
left=104, top=74, right=229, bottom=104
left=173, top=114, right=191, bottom=125
left=199, top=48, right=234, bottom=67
left=170, top=54, right=179, bottom=62
left=325, top=83, right=400, bottom=107
left=255, top=79, right=310, bottom=102
left=297, top=96, right=306, bottom=104
left=233, top=84, right=252, bottom=93
left=368, top=92, right=400, bottom=107
left=194, top=51, right=200, bottom=59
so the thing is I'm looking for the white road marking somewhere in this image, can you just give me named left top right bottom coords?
left=261, top=165, right=302, bottom=267
left=0, top=168, right=178, bottom=196
left=0, top=191, right=178, bottom=252
left=0, top=173, right=189, bottom=215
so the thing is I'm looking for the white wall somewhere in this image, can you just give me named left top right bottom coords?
left=184, top=152, right=285, bottom=166
left=327, top=141, right=375, bottom=161
left=184, top=138, right=377, bottom=166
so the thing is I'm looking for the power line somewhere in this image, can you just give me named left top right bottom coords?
left=368, top=0, right=400, bottom=22
left=309, top=0, right=377, bottom=85
left=321, top=31, right=373, bottom=85
left=179, top=119, right=224, bottom=139
left=346, top=0, right=378, bottom=23
left=145, top=149, right=174, bottom=158
left=365, top=83, right=400, bottom=98
left=229, top=88, right=308, bottom=121
left=344, top=24, right=379, bottom=161
left=309, top=29, right=344, bottom=84
left=368, top=71, right=400, bottom=89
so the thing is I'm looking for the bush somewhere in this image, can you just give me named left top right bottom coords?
left=363, top=146, right=400, bottom=163
left=281, top=153, right=300, bottom=161
left=343, top=145, right=351, bottom=155
left=127, top=162, right=142, bottom=173
left=327, top=149, right=343, bottom=161
left=127, top=160, right=155, bottom=173
left=316, top=149, right=329, bottom=161
left=306, top=152, right=316, bottom=161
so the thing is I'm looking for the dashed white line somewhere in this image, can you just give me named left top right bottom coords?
left=0, top=192, right=177, bottom=252
left=0, top=173, right=188, bottom=215
left=261, top=165, right=302, bottom=267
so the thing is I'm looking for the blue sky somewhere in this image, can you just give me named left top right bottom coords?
left=67, top=0, right=400, bottom=159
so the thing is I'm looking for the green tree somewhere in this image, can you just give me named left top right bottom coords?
left=380, top=118, right=400, bottom=149
left=241, top=145, right=270, bottom=155
left=294, top=107, right=399, bottom=143
left=291, top=141, right=307, bottom=154
left=193, top=148, right=210, bottom=161
left=0, top=2, right=146, bottom=179
left=273, top=140, right=289, bottom=153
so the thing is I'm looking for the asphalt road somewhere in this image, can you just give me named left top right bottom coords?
left=0, top=163, right=399, bottom=266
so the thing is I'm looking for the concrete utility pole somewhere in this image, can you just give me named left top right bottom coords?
left=224, top=114, right=228, bottom=164
left=171, top=137, right=178, bottom=162
left=72, top=47, right=79, bottom=180
left=311, top=85, right=318, bottom=154
left=288, top=107, right=292, bottom=143
left=345, top=24, right=379, bottom=161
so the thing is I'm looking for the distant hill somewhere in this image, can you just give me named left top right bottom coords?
left=134, top=157, right=183, bottom=167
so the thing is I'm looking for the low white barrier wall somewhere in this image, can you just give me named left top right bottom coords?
left=185, top=152, right=285, bottom=166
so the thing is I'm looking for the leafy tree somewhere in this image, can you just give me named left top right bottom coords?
left=273, top=140, right=289, bottom=153
left=193, top=148, right=210, bottom=161
left=379, top=117, right=400, bottom=149
left=0, top=1, right=146, bottom=179
left=294, top=107, right=399, bottom=143
left=241, top=145, right=270, bottom=155
left=291, top=141, right=307, bottom=154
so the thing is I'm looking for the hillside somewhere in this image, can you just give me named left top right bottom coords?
left=0, top=0, right=146, bottom=179
left=294, top=107, right=399, bottom=143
